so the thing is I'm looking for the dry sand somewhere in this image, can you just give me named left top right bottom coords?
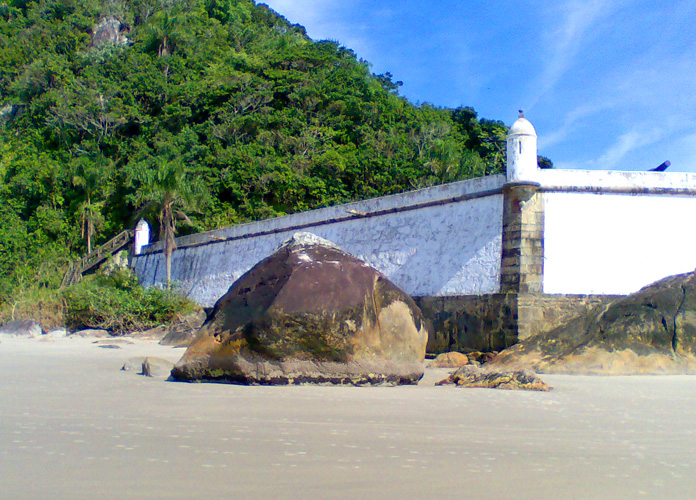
left=2, top=336, right=696, bottom=499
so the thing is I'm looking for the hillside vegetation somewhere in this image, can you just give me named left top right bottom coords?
left=0, top=0, right=518, bottom=306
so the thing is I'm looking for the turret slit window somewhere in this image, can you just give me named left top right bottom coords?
left=519, top=141, right=522, bottom=154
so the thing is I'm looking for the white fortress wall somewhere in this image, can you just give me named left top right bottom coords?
left=132, top=174, right=506, bottom=307
left=540, top=169, right=696, bottom=295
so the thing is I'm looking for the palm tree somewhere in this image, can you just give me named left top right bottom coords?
left=145, top=7, right=191, bottom=58
left=71, top=154, right=113, bottom=254
left=132, top=155, right=207, bottom=286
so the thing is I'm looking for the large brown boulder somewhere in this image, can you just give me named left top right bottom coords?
left=492, top=271, right=696, bottom=374
left=171, top=233, right=429, bottom=385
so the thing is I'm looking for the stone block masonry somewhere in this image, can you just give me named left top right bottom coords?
left=417, top=293, right=621, bottom=353
left=500, top=181, right=544, bottom=294
left=415, top=295, right=518, bottom=353
left=516, top=293, right=621, bottom=340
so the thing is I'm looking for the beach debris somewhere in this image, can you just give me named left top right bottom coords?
left=437, top=364, right=550, bottom=391
left=171, top=232, right=429, bottom=385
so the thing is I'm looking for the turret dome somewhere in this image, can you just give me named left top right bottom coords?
left=506, top=110, right=538, bottom=181
left=508, top=110, right=537, bottom=137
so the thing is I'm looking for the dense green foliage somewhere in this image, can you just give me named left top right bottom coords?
left=62, top=268, right=195, bottom=333
left=0, top=266, right=195, bottom=333
left=0, top=0, right=517, bottom=303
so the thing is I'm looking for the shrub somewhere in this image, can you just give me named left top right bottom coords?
left=62, top=269, right=195, bottom=335
left=0, top=286, right=65, bottom=331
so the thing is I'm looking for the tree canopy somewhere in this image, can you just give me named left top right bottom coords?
left=0, top=0, right=520, bottom=299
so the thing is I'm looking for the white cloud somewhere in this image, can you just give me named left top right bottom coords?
left=261, top=0, right=696, bottom=173
left=533, top=0, right=696, bottom=171
left=554, top=125, right=668, bottom=170
left=529, top=0, right=630, bottom=110
left=596, top=128, right=663, bottom=168
left=539, top=101, right=616, bottom=150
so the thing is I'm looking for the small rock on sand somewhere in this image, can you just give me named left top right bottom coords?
left=71, top=328, right=110, bottom=338
left=45, top=328, right=69, bottom=339
left=437, top=364, right=550, bottom=391
left=142, top=357, right=175, bottom=377
left=427, top=352, right=470, bottom=368
left=122, top=356, right=174, bottom=378
left=466, top=351, right=498, bottom=364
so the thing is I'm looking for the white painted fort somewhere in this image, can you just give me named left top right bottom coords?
left=132, top=174, right=505, bottom=305
left=131, top=112, right=696, bottom=350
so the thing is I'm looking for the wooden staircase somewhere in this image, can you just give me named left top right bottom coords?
left=60, top=230, right=134, bottom=288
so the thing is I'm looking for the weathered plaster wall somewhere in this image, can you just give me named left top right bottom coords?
left=132, top=175, right=506, bottom=307
left=540, top=169, right=696, bottom=295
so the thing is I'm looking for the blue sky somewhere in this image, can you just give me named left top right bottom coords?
left=261, top=0, right=696, bottom=172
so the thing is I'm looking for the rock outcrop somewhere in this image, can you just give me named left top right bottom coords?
left=0, top=103, right=17, bottom=124
left=91, top=17, right=129, bottom=47
left=492, top=271, right=696, bottom=374
left=158, top=309, right=207, bottom=347
left=0, top=319, right=42, bottom=338
left=437, top=364, right=550, bottom=391
left=171, top=233, right=428, bottom=385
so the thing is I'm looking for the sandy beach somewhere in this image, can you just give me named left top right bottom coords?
left=2, top=336, right=696, bottom=499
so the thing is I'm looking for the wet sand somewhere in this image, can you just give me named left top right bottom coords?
left=2, top=336, right=696, bottom=499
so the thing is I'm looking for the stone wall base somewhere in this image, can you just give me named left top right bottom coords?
left=416, top=293, right=621, bottom=354
left=517, top=293, right=620, bottom=341
left=415, top=295, right=517, bottom=354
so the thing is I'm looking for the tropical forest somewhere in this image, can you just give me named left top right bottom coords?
left=0, top=0, right=542, bottom=329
